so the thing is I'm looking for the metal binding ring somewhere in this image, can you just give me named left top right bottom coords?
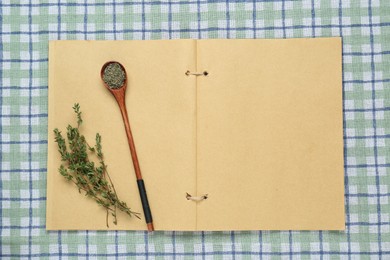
left=185, top=70, right=209, bottom=76
left=186, top=192, right=208, bottom=201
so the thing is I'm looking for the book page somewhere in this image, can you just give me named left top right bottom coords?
left=47, top=40, right=197, bottom=230
left=196, top=38, right=345, bottom=230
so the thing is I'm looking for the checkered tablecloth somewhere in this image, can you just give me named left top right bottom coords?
left=0, top=0, right=389, bottom=259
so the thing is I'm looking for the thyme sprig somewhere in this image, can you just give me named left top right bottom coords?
left=53, top=103, right=140, bottom=227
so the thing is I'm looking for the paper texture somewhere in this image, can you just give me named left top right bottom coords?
left=196, top=39, right=344, bottom=230
left=47, top=40, right=197, bottom=230
left=47, top=38, right=344, bottom=231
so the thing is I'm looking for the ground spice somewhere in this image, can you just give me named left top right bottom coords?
left=103, top=62, right=126, bottom=89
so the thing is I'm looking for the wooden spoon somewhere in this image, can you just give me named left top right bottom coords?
left=101, top=61, right=154, bottom=232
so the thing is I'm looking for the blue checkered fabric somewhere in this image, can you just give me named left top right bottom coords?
left=0, top=0, right=389, bottom=259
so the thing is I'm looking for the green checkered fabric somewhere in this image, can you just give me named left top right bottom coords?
left=1, top=0, right=389, bottom=259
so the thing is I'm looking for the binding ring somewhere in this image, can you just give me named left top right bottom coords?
left=185, top=70, right=209, bottom=76
left=186, top=192, right=208, bottom=201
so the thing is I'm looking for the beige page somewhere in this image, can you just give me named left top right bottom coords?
left=47, top=40, right=197, bottom=230
left=47, top=38, right=344, bottom=231
left=196, top=38, right=345, bottom=230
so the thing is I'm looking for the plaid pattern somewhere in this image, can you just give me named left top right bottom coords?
left=0, top=0, right=389, bottom=259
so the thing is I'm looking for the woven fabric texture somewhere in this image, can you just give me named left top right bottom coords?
left=0, top=0, right=389, bottom=259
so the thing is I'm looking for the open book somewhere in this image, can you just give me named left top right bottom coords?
left=47, top=38, right=345, bottom=231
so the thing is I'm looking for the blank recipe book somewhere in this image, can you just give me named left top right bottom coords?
left=47, top=38, right=345, bottom=231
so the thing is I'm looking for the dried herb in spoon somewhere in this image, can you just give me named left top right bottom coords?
left=53, top=103, right=140, bottom=227
left=103, top=62, right=126, bottom=89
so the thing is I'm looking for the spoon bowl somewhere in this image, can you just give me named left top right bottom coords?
left=101, top=61, right=128, bottom=95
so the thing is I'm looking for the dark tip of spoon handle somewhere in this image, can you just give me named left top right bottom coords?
left=137, top=179, right=154, bottom=231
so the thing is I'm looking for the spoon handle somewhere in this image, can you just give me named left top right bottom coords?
left=114, top=91, right=154, bottom=231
